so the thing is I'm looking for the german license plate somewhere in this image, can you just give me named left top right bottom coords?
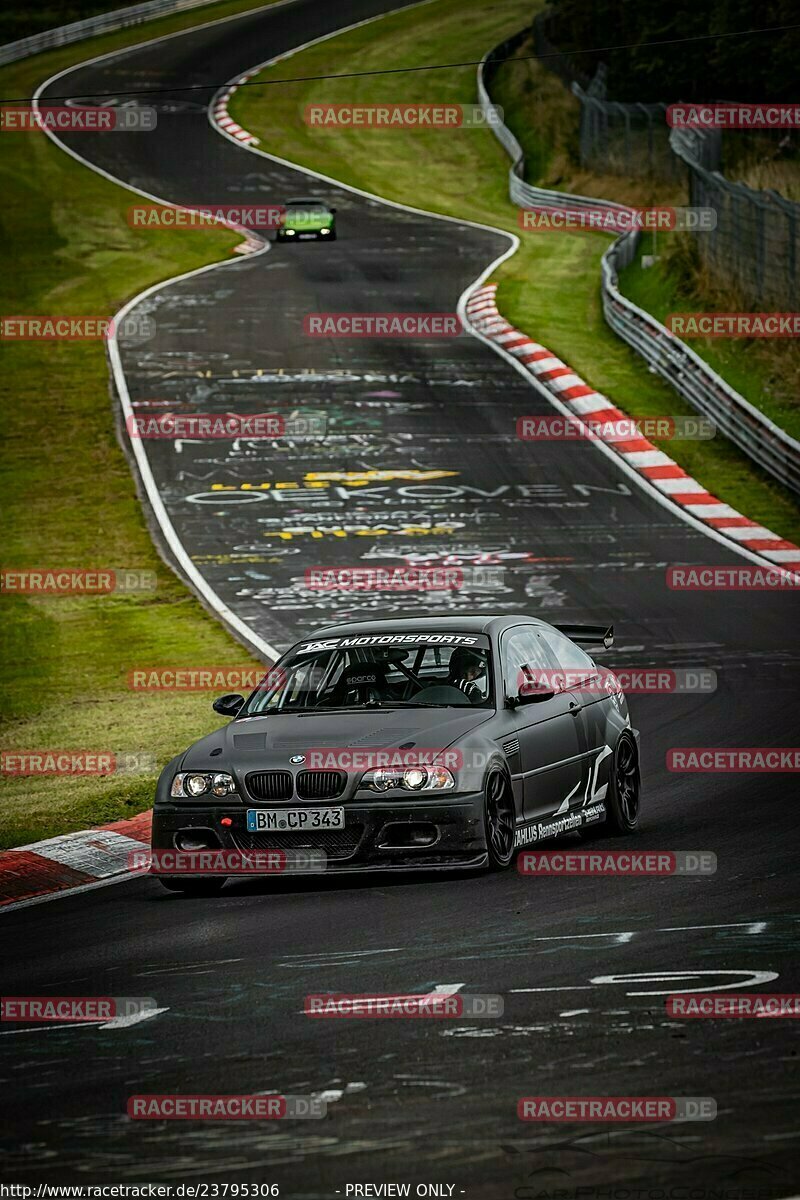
left=246, top=808, right=344, bottom=832
left=298, top=232, right=317, bottom=239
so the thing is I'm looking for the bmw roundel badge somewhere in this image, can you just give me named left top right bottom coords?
left=289, top=754, right=306, bottom=764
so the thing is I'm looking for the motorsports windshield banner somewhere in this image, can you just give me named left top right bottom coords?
left=294, top=632, right=490, bottom=653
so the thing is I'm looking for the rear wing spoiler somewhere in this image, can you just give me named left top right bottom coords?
left=554, top=623, right=614, bottom=650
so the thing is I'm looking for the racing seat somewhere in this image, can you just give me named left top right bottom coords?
left=329, top=662, right=390, bottom=707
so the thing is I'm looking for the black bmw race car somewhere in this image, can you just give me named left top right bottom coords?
left=151, top=615, right=641, bottom=893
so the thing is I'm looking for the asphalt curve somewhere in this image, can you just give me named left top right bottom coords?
left=4, top=0, right=798, bottom=1191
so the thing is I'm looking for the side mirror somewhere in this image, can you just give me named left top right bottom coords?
left=213, top=693, right=244, bottom=717
left=518, top=680, right=556, bottom=704
left=507, top=664, right=556, bottom=707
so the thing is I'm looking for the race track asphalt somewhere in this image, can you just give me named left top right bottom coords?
left=3, top=0, right=798, bottom=1191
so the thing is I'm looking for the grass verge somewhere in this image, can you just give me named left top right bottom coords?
left=231, top=0, right=800, bottom=544
left=0, top=0, right=281, bottom=848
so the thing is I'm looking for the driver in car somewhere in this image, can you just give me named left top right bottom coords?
left=447, top=648, right=487, bottom=704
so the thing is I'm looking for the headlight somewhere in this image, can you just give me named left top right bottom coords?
left=284, top=229, right=296, bottom=236
left=360, top=766, right=455, bottom=793
left=403, top=767, right=427, bottom=790
left=320, top=228, right=330, bottom=234
left=171, top=771, right=236, bottom=798
left=426, top=766, right=455, bottom=790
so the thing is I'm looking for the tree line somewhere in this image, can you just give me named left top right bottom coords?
left=542, top=0, right=798, bottom=103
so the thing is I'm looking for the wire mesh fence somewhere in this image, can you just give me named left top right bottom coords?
left=533, top=11, right=681, bottom=183
left=530, top=14, right=799, bottom=307
left=571, top=80, right=684, bottom=183
left=671, top=128, right=799, bottom=309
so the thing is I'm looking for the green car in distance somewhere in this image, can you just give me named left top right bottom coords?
left=277, top=197, right=337, bottom=242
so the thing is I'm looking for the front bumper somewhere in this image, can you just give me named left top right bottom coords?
left=151, top=793, right=487, bottom=876
left=276, top=228, right=333, bottom=240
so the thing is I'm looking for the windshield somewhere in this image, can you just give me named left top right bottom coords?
left=240, top=633, right=494, bottom=715
left=286, top=201, right=328, bottom=213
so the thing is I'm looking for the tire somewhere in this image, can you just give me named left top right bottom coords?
left=604, top=732, right=641, bottom=835
left=158, top=877, right=227, bottom=896
left=483, top=768, right=516, bottom=869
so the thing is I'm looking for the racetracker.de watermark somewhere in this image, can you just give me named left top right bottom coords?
left=518, top=668, right=717, bottom=695
left=667, top=103, right=800, bottom=129
left=517, top=415, right=714, bottom=442
left=304, top=103, right=503, bottom=128
left=126, top=413, right=325, bottom=439
left=0, top=105, right=157, bottom=132
left=126, top=666, right=281, bottom=691
left=304, top=993, right=503, bottom=1017
left=1, top=996, right=157, bottom=1022
left=517, top=850, right=717, bottom=876
left=517, top=1097, right=717, bottom=1122
left=666, top=993, right=800, bottom=1017
left=135, top=849, right=327, bottom=875
left=304, top=565, right=505, bottom=591
left=127, top=204, right=284, bottom=229
left=304, top=313, right=461, bottom=337
left=518, top=206, right=716, bottom=232
left=306, top=748, right=464, bottom=770
left=0, top=314, right=155, bottom=341
left=667, top=748, right=800, bottom=772
left=667, top=566, right=800, bottom=590
left=1, top=750, right=156, bottom=776
left=667, top=312, right=800, bottom=337
left=0, top=568, right=156, bottom=595
left=127, top=1094, right=326, bottom=1119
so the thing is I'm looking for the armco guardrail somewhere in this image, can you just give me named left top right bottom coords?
left=603, top=233, right=800, bottom=495
left=0, top=0, right=221, bottom=66
left=477, top=33, right=800, bottom=498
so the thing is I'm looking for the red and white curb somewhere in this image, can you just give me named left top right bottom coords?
left=210, top=72, right=265, bottom=255
left=0, top=811, right=151, bottom=910
left=466, top=284, right=800, bottom=571
left=212, top=70, right=261, bottom=147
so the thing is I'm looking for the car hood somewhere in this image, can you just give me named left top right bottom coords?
left=181, top=706, right=493, bottom=770
left=284, top=213, right=332, bottom=231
